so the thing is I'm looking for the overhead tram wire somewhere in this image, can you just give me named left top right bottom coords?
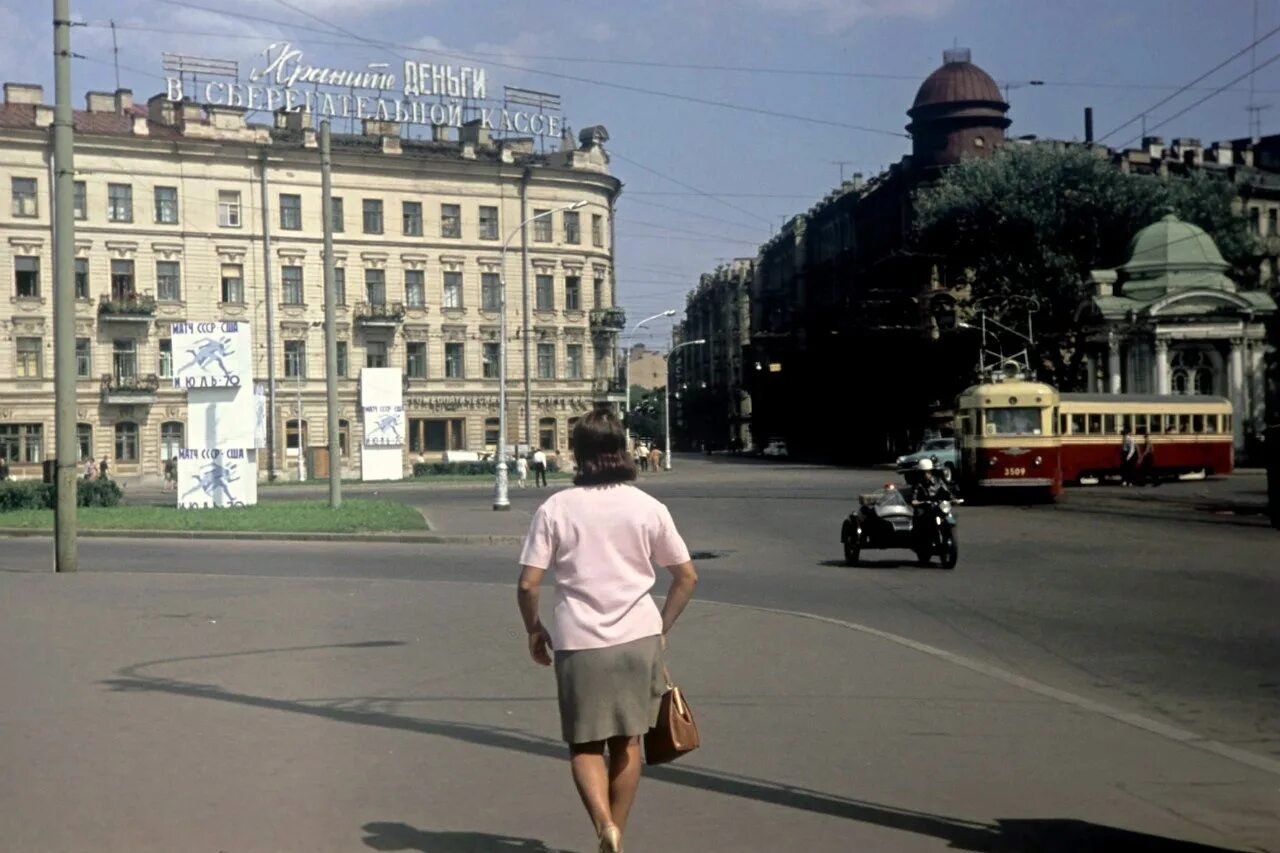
left=609, top=151, right=777, bottom=228
left=154, top=0, right=908, bottom=139
left=1096, top=19, right=1280, bottom=143
left=620, top=197, right=769, bottom=234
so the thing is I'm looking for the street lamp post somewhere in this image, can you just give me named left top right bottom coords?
left=664, top=338, right=706, bottom=471
left=494, top=200, right=587, bottom=510
left=625, top=310, right=677, bottom=447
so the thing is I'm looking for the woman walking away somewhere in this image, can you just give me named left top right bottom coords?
left=516, top=453, right=529, bottom=488
left=517, top=410, right=698, bottom=853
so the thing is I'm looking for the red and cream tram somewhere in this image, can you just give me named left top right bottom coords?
left=955, top=380, right=1063, bottom=499
left=1057, top=394, right=1233, bottom=484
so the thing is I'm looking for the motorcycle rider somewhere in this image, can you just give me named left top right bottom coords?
left=910, top=458, right=952, bottom=505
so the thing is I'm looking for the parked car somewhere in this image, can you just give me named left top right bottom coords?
left=762, top=440, right=789, bottom=458
left=896, top=437, right=958, bottom=483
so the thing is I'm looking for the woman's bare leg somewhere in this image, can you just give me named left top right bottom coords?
left=569, top=741, right=615, bottom=835
left=605, top=736, right=642, bottom=832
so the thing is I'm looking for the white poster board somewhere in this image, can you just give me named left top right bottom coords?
left=171, top=321, right=253, bottom=390
left=361, top=367, right=405, bottom=482
left=254, top=383, right=268, bottom=450
left=176, top=448, right=259, bottom=508
left=187, top=386, right=256, bottom=450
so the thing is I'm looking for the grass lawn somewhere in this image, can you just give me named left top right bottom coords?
left=0, top=499, right=427, bottom=533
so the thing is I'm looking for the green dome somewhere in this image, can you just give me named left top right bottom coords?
left=1118, top=214, right=1234, bottom=300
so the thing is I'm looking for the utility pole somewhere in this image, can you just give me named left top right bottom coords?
left=52, top=0, right=78, bottom=572
left=519, top=171, right=533, bottom=450
left=320, top=121, right=341, bottom=508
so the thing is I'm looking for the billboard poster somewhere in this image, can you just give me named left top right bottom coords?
left=171, top=321, right=253, bottom=390
left=176, top=448, right=258, bottom=508
left=254, top=383, right=268, bottom=449
left=360, top=367, right=405, bottom=482
left=187, top=386, right=256, bottom=450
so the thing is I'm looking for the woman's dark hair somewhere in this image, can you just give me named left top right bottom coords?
left=572, top=409, right=637, bottom=486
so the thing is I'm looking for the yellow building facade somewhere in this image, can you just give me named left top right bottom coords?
left=0, top=83, right=625, bottom=481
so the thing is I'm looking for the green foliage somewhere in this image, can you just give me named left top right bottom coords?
left=0, top=478, right=123, bottom=512
left=912, top=144, right=1257, bottom=387
left=412, top=461, right=496, bottom=477
left=626, top=384, right=666, bottom=445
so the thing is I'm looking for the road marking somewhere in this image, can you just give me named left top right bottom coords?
left=713, top=600, right=1280, bottom=779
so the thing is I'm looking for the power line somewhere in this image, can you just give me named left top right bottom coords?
left=620, top=197, right=767, bottom=233
left=619, top=217, right=765, bottom=244
left=610, top=151, right=777, bottom=227
left=1097, top=19, right=1280, bottom=143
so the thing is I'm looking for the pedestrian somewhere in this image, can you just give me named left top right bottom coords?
left=1139, top=432, right=1158, bottom=487
left=516, top=453, right=528, bottom=488
left=516, top=409, right=698, bottom=853
left=635, top=443, right=646, bottom=472
left=0, top=454, right=9, bottom=482
left=163, top=456, right=178, bottom=492
left=649, top=445, right=662, bottom=472
left=1120, top=427, right=1136, bottom=486
left=83, top=457, right=97, bottom=481
left=98, top=455, right=110, bottom=481
left=533, top=446, right=548, bottom=487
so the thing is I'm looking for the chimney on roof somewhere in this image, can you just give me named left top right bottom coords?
left=3, top=83, right=43, bottom=105
left=1172, top=137, right=1202, bottom=165
left=459, top=118, right=490, bottom=147
left=86, top=91, right=115, bottom=113
left=1143, top=136, right=1163, bottom=158
left=114, top=89, right=133, bottom=114
left=147, top=93, right=177, bottom=127
left=942, top=47, right=971, bottom=64
left=275, top=107, right=311, bottom=131
left=362, top=118, right=400, bottom=138
left=1084, top=107, right=1093, bottom=144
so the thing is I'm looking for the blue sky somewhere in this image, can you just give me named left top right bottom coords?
left=1, top=0, right=1274, bottom=346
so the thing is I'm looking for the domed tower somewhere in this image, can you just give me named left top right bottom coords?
left=907, top=48, right=1010, bottom=171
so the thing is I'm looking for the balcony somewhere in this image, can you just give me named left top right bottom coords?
left=99, top=292, right=157, bottom=322
left=355, top=301, right=406, bottom=328
left=592, top=376, right=628, bottom=402
left=101, top=372, right=160, bottom=405
left=589, top=307, right=626, bottom=332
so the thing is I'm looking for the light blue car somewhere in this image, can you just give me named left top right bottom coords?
left=896, top=437, right=958, bottom=484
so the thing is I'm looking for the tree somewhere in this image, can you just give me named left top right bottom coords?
left=625, top=385, right=666, bottom=445
left=912, top=144, right=1257, bottom=388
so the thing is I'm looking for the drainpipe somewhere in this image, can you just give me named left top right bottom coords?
left=260, top=151, right=277, bottom=481
left=520, top=168, right=532, bottom=449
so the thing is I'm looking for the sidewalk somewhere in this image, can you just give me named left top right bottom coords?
left=1, top=572, right=1274, bottom=852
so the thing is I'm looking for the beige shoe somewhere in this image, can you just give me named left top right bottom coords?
left=598, top=824, right=622, bottom=853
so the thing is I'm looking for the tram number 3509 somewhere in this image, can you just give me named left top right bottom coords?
left=1004, top=467, right=1027, bottom=477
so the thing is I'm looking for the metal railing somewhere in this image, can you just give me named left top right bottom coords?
left=100, top=372, right=160, bottom=394
left=589, top=307, right=627, bottom=331
left=354, top=301, right=406, bottom=322
left=98, top=292, right=157, bottom=316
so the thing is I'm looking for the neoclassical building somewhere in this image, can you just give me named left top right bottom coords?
left=0, top=83, right=626, bottom=481
left=1082, top=214, right=1275, bottom=450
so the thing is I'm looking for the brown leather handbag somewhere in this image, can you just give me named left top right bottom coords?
left=644, top=669, right=700, bottom=765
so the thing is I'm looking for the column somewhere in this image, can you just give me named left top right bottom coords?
left=1154, top=338, right=1170, bottom=396
left=1107, top=332, right=1122, bottom=394
left=1084, top=353, right=1097, bottom=393
left=1228, top=337, right=1245, bottom=452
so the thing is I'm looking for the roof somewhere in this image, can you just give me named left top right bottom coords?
left=1118, top=214, right=1236, bottom=299
left=1061, top=393, right=1230, bottom=406
left=910, top=56, right=1006, bottom=113
left=0, top=102, right=184, bottom=139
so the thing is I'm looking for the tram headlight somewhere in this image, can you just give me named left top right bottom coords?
left=1034, top=455, right=1042, bottom=467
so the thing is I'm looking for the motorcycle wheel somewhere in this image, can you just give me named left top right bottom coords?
left=843, top=537, right=860, bottom=567
left=940, top=532, right=958, bottom=570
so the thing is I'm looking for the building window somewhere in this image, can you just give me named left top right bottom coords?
left=158, top=339, right=172, bottom=377
left=593, top=276, right=605, bottom=308
left=408, top=418, right=465, bottom=453
left=334, top=267, right=346, bottom=305
left=481, top=272, right=501, bottom=311
left=156, top=260, right=181, bottom=302
left=1270, top=208, right=1278, bottom=237
left=402, top=201, right=423, bottom=236
left=339, top=419, right=351, bottom=457
left=565, top=275, right=581, bottom=310
left=336, top=341, right=349, bottom=377
left=443, top=270, right=463, bottom=308
left=366, top=340, right=388, bottom=368
left=73, top=181, right=86, bottom=220
left=110, top=259, right=134, bottom=301
left=445, top=342, right=464, bottom=378
left=11, top=177, right=37, bottom=217
left=331, top=197, right=344, bottom=232
left=15, top=256, right=39, bottom=298
left=154, top=186, right=179, bottom=224
left=76, top=423, right=92, bottom=462
left=1250, top=207, right=1261, bottom=235
left=483, top=342, right=500, bottom=379
left=539, top=417, right=556, bottom=451
left=160, top=421, right=184, bottom=462
left=114, top=422, right=139, bottom=462
left=566, top=344, right=583, bottom=379
left=0, top=424, right=43, bottom=464
left=535, top=274, right=554, bottom=311
left=363, top=198, right=384, bottom=234
left=217, top=190, right=241, bottom=227
left=283, top=340, right=306, bottom=378
left=537, top=343, right=555, bottom=379
left=16, top=337, right=42, bottom=378
left=591, top=213, right=604, bottom=247
left=107, top=183, right=133, bottom=222
left=563, top=210, right=580, bottom=244
left=221, top=264, right=244, bottom=304
left=407, top=341, right=427, bottom=378
left=365, top=268, right=386, bottom=305
left=75, top=258, right=89, bottom=299
left=485, top=417, right=500, bottom=448
left=278, top=193, right=301, bottom=230
left=76, top=337, right=91, bottom=378
left=112, top=338, right=137, bottom=379
left=441, top=203, right=461, bottom=238
left=285, top=419, right=308, bottom=452
left=533, top=209, right=552, bottom=242
left=479, top=205, right=499, bottom=240
left=281, top=265, right=304, bottom=305
left=405, top=270, right=425, bottom=307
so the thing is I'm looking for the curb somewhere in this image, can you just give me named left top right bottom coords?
left=0, top=528, right=524, bottom=546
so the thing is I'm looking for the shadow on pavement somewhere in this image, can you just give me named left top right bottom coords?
left=818, top=559, right=944, bottom=571
left=100, top=642, right=1246, bottom=852
left=361, top=821, right=568, bottom=852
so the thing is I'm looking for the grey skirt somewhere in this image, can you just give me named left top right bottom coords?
left=554, top=634, right=666, bottom=745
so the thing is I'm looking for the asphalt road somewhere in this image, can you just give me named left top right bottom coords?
left=3, top=457, right=1277, bottom=765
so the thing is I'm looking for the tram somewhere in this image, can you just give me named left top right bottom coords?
left=955, top=380, right=1063, bottom=499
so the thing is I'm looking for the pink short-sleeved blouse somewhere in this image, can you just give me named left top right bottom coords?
left=519, top=484, right=692, bottom=651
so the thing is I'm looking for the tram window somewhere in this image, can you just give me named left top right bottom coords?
left=1070, top=413, right=1087, bottom=435
left=1148, top=414, right=1163, bottom=434
left=1103, top=414, right=1117, bottom=434
left=1224, top=414, right=1232, bottom=433
left=1134, top=414, right=1148, bottom=434
left=985, top=407, right=1043, bottom=435
left=1192, top=414, right=1205, bottom=433
left=1088, top=413, right=1103, bottom=434
left=1058, top=414, right=1067, bottom=435
left=1121, top=414, right=1133, bottom=433
left=1205, top=414, right=1218, bottom=433
left=1163, top=415, right=1177, bottom=433
left=1177, top=414, right=1191, bottom=433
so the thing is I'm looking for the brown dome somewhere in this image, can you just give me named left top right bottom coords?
left=910, top=49, right=1005, bottom=112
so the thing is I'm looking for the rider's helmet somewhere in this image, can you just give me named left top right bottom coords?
left=917, top=458, right=934, bottom=472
